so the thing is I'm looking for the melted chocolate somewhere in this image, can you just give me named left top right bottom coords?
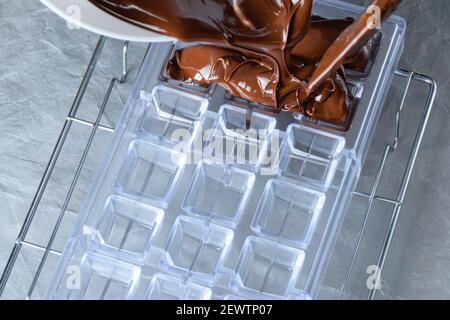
left=307, top=0, right=402, bottom=93
left=89, top=0, right=401, bottom=124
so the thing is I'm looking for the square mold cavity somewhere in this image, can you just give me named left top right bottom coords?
left=182, top=162, right=255, bottom=227
left=92, top=195, right=164, bottom=260
left=293, top=80, right=364, bottom=132
left=235, top=236, right=304, bottom=298
left=251, top=179, right=325, bottom=248
left=139, top=85, right=208, bottom=147
left=165, top=216, right=234, bottom=282
left=278, top=124, right=345, bottom=189
left=205, top=104, right=276, bottom=169
left=115, top=140, right=186, bottom=207
left=65, top=252, right=141, bottom=300
left=146, top=273, right=212, bottom=300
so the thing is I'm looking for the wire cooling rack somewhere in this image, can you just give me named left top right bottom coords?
left=0, top=36, right=436, bottom=300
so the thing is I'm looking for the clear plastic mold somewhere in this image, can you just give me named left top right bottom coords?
left=47, top=0, right=406, bottom=300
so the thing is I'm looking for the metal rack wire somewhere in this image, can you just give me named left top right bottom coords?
left=0, top=36, right=436, bottom=300
left=340, top=69, right=437, bottom=299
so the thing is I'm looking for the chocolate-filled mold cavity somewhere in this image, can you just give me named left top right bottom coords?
left=164, top=31, right=381, bottom=131
left=294, top=79, right=366, bottom=132
left=148, top=5, right=381, bottom=134
left=345, top=32, right=383, bottom=79
left=89, top=0, right=400, bottom=126
left=159, top=43, right=217, bottom=95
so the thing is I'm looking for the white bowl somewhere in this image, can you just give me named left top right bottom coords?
left=40, top=0, right=173, bottom=42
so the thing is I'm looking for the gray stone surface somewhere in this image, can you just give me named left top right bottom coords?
left=0, top=0, right=448, bottom=299
left=346, top=0, right=450, bottom=300
left=0, top=0, right=148, bottom=298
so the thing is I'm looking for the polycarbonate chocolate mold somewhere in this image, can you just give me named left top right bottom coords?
left=139, top=85, right=208, bottom=147
left=47, top=0, right=405, bottom=301
left=204, top=104, right=276, bottom=170
left=61, top=252, right=141, bottom=300
left=115, top=139, right=186, bottom=208
left=164, top=216, right=234, bottom=283
left=146, top=273, right=212, bottom=300
left=278, top=124, right=345, bottom=189
left=251, top=179, right=326, bottom=249
left=182, top=161, right=255, bottom=227
left=91, top=194, right=164, bottom=261
left=234, top=236, right=305, bottom=298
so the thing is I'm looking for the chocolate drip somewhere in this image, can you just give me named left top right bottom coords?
left=89, top=0, right=401, bottom=124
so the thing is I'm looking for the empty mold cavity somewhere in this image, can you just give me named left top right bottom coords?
left=165, top=216, right=233, bottom=281
left=93, top=195, right=164, bottom=259
left=182, top=162, right=255, bottom=227
left=235, top=236, right=304, bottom=298
left=279, top=124, right=345, bottom=189
left=205, top=104, right=276, bottom=169
left=116, top=140, right=186, bottom=207
left=146, top=273, right=212, bottom=300
left=65, top=252, right=140, bottom=300
left=252, top=179, right=326, bottom=248
left=140, top=85, right=208, bottom=147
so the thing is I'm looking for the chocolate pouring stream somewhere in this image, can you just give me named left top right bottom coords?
left=89, top=0, right=401, bottom=125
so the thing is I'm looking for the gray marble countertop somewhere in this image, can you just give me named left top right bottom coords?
left=0, top=0, right=449, bottom=299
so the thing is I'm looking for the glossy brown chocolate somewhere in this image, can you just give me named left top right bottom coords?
left=307, top=0, right=402, bottom=93
left=90, top=0, right=400, bottom=124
